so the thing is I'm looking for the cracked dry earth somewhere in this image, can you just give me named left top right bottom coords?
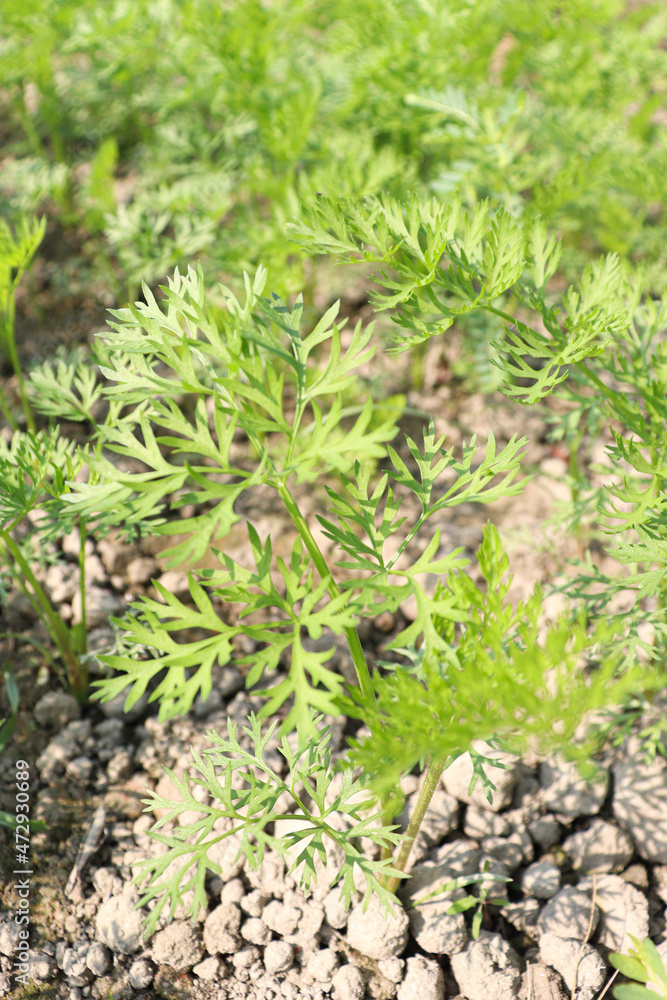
left=1, top=385, right=667, bottom=1000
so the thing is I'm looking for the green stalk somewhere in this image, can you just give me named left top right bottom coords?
left=1, top=297, right=36, bottom=433
left=76, top=518, right=88, bottom=655
left=0, top=530, right=87, bottom=701
left=566, top=425, right=588, bottom=558
left=279, top=476, right=407, bottom=877
left=380, top=790, right=399, bottom=863
left=409, top=341, right=427, bottom=390
left=651, top=445, right=663, bottom=501
left=383, top=755, right=447, bottom=894
left=386, top=510, right=428, bottom=573
left=277, top=482, right=374, bottom=704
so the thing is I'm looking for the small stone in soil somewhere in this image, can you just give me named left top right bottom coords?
left=95, top=891, right=144, bottom=954
left=331, top=964, right=366, bottom=1000
left=306, top=948, right=339, bottom=983
left=536, top=886, right=599, bottom=941
left=193, top=955, right=227, bottom=980
left=128, top=958, right=155, bottom=989
left=538, top=933, right=606, bottom=1000
left=521, top=860, right=561, bottom=899
left=85, top=943, right=111, bottom=977
left=346, top=895, right=410, bottom=960
left=397, top=955, right=445, bottom=1000
left=263, top=940, right=295, bottom=975
left=151, top=920, right=205, bottom=971
left=539, top=757, right=609, bottom=822
left=449, top=932, right=522, bottom=1000
left=34, top=690, right=81, bottom=727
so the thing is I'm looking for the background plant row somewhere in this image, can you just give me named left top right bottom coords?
left=3, top=0, right=667, bottom=312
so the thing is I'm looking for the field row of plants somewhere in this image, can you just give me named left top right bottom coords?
left=3, top=0, right=667, bottom=295
left=3, top=1, right=667, bottom=995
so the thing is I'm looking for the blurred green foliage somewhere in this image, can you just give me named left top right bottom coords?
left=2, top=0, right=667, bottom=308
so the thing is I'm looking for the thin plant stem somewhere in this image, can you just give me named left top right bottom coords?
left=277, top=483, right=374, bottom=704
left=76, top=518, right=88, bottom=655
left=595, top=970, right=619, bottom=1000
left=571, top=873, right=597, bottom=1000
left=379, top=787, right=401, bottom=862
left=386, top=509, right=428, bottom=572
left=0, top=530, right=87, bottom=701
left=1, top=298, right=35, bottom=433
left=278, top=481, right=440, bottom=887
left=383, top=755, right=447, bottom=894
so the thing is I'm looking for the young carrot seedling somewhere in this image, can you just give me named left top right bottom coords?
left=57, top=229, right=663, bottom=930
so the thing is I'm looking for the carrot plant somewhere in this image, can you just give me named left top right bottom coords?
left=0, top=428, right=90, bottom=701
left=291, top=192, right=667, bottom=751
left=0, top=214, right=45, bottom=432
left=0, top=347, right=118, bottom=702
left=53, top=196, right=665, bottom=932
